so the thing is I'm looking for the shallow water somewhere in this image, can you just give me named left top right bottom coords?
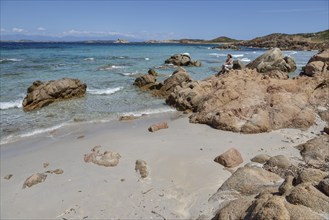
left=0, top=42, right=317, bottom=144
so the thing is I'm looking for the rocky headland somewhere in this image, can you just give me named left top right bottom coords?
left=213, top=30, right=329, bottom=51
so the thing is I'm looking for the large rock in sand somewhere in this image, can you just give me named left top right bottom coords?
left=22, top=78, right=87, bottom=111
left=286, top=183, right=329, bottom=213
left=217, top=167, right=282, bottom=195
left=295, top=135, right=329, bottom=163
left=214, top=148, right=243, bottom=168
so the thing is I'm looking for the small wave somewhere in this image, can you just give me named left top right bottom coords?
left=209, top=53, right=227, bottom=57
left=121, top=106, right=176, bottom=117
left=120, top=71, right=138, bottom=76
left=285, top=51, right=298, bottom=55
left=0, top=58, right=22, bottom=63
left=87, top=87, right=123, bottom=95
left=84, top=57, right=95, bottom=61
left=145, top=58, right=150, bottom=60
left=0, top=99, right=23, bottom=110
left=97, top=65, right=125, bottom=71
left=110, top=56, right=129, bottom=60
left=0, top=123, right=67, bottom=145
left=240, top=58, right=251, bottom=62
left=232, top=54, right=244, bottom=58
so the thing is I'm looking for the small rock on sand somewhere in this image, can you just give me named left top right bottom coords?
left=43, top=162, right=50, bottom=168
left=22, top=173, right=47, bottom=189
left=4, top=174, right=13, bottom=180
left=46, top=169, right=64, bottom=174
left=148, top=122, right=168, bottom=132
left=135, top=160, right=149, bottom=178
left=84, top=146, right=121, bottom=167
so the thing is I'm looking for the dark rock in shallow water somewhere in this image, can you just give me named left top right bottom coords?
left=22, top=78, right=87, bottom=111
left=165, top=53, right=202, bottom=67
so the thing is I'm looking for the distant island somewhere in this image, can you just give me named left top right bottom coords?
left=1, top=29, right=328, bottom=50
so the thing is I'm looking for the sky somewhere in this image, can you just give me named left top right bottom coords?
left=0, top=0, right=328, bottom=41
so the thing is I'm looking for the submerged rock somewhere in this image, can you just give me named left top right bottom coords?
left=22, top=78, right=87, bottom=111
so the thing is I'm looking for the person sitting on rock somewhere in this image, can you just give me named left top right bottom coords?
left=217, top=54, right=233, bottom=75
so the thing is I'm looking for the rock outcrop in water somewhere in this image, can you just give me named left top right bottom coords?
left=165, top=53, right=202, bottom=67
left=300, top=49, right=329, bottom=77
left=246, top=48, right=296, bottom=73
left=22, top=78, right=87, bottom=111
left=134, top=68, right=192, bottom=98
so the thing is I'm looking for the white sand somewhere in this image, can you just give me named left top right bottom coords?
left=0, top=111, right=322, bottom=219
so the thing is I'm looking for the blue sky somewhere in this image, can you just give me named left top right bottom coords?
left=0, top=0, right=328, bottom=41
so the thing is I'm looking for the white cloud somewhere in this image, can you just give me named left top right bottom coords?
left=0, top=28, right=6, bottom=32
left=37, top=27, right=46, bottom=31
left=260, top=8, right=325, bottom=13
left=12, top=28, right=25, bottom=33
left=61, top=29, right=136, bottom=38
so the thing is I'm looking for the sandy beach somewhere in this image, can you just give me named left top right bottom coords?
left=1, top=111, right=323, bottom=220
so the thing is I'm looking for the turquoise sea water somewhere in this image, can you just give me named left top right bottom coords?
left=0, top=42, right=317, bottom=144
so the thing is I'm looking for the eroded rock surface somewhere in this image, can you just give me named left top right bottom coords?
left=84, top=145, right=121, bottom=167
left=22, top=173, right=47, bottom=189
left=22, top=78, right=87, bottom=111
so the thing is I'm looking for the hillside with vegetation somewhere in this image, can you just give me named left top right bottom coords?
left=233, top=30, right=329, bottom=50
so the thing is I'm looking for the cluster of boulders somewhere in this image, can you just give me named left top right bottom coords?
left=22, top=78, right=87, bottom=111
left=133, top=68, right=193, bottom=99
left=210, top=135, right=329, bottom=220
left=133, top=48, right=328, bottom=134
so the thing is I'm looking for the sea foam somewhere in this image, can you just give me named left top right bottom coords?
left=87, top=87, right=123, bottom=95
left=0, top=99, right=23, bottom=110
left=0, top=123, right=68, bottom=145
left=0, top=58, right=22, bottom=63
left=121, top=106, right=176, bottom=117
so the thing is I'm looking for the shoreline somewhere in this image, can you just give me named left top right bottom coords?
left=1, top=110, right=324, bottom=219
